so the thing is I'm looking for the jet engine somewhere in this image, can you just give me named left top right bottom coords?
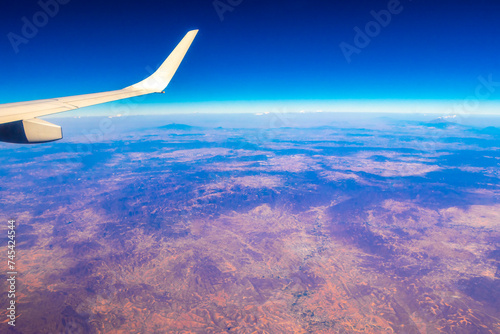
left=0, top=118, right=62, bottom=144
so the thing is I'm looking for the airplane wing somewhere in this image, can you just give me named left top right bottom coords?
left=0, top=29, right=198, bottom=144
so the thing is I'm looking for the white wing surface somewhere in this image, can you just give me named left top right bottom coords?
left=0, top=30, right=198, bottom=143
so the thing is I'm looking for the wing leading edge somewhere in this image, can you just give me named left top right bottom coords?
left=0, top=29, right=198, bottom=143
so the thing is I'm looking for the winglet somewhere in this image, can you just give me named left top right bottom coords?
left=128, top=29, right=198, bottom=93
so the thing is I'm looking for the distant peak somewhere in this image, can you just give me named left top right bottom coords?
left=479, top=126, right=500, bottom=136
left=159, top=123, right=198, bottom=130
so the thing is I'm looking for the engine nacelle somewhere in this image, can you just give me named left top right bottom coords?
left=0, top=119, right=62, bottom=144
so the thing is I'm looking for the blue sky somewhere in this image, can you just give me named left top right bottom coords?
left=1, top=0, right=500, bottom=114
